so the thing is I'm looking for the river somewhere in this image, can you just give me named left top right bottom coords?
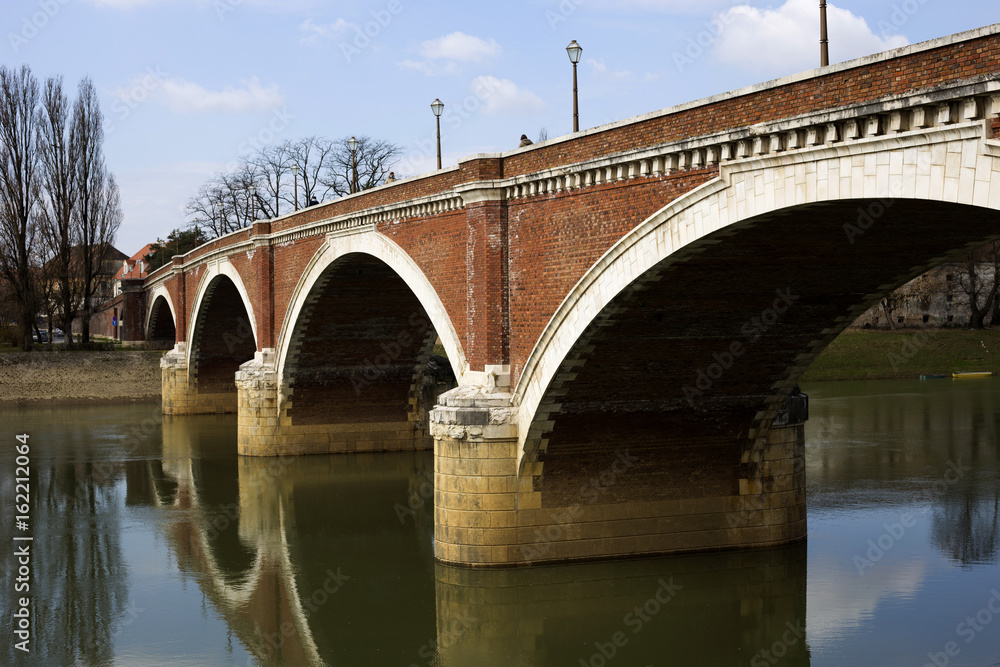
left=1, top=379, right=999, bottom=666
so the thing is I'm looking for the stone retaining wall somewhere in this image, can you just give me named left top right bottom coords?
left=0, top=351, right=163, bottom=404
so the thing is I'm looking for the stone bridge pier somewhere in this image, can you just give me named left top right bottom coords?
left=430, top=387, right=808, bottom=566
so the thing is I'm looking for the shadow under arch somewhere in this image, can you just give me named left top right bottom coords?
left=273, top=237, right=462, bottom=453
left=146, top=292, right=176, bottom=348
left=186, top=265, right=258, bottom=414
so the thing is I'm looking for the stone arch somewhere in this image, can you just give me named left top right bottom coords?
left=275, top=231, right=466, bottom=390
left=145, top=287, right=177, bottom=347
left=271, top=230, right=466, bottom=452
left=185, top=260, right=259, bottom=413
left=188, top=260, right=258, bottom=360
left=513, top=121, right=1000, bottom=466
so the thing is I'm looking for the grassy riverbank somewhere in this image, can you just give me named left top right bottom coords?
left=801, top=328, right=1000, bottom=381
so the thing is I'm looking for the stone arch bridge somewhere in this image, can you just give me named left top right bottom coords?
left=120, top=26, right=1000, bottom=566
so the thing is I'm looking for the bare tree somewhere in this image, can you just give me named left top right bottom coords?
left=71, top=78, right=122, bottom=343
left=0, top=65, right=41, bottom=349
left=184, top=134, right=403, bottom=240
left=36, top=75, right=81, bottom=346
left=251, top=141, right=293, bottom=218
left=288, top=135, right=338, bottom=205
left=957, top=244, right=1000, bottom=330
left=322, top=135, right=401, bottom=197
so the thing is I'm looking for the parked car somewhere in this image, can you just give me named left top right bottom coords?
left=33, top=330, right=47, bottom=343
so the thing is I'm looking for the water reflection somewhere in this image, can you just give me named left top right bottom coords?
left=0, top=405, right=135, bottom=666
left=805, top=379, right=1000, bottom=567
left=132, top=414, right=813, bottom=666
left=433, top=547, right=809, bottom=666
left=3, top=379, right=1000, bottom=666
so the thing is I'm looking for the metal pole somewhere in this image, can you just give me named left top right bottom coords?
left=436, top=115, right=442, bottom=170
left=351, top=149, right=357, bottom=194
left=572, top=61, right=579, bottom=132
left=293, top=170, right=299, bottom=211
left=820, top=1, right=829, bottom=67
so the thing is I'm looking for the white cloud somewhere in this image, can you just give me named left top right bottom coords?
left=471, top=76, right=546, bottom=116
left=712, top=0, right=908, bottom=74
left=298, top=17, right=355, bottom=45
left=85, top=0, right=157, bottom=6
left=112, top=76, right=284, bottom=114
left=419, top=32, right=500, bottom=63
left=400, top=32, right=500, bottom=75
left=588, top=0, right=734, bottom=14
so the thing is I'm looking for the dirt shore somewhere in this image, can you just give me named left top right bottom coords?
left=0, top=350, right=163, bottom=405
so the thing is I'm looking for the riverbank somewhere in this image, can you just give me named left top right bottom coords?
left=0, top=350, right=163, bottom=405
left=801, top=329, right=1000, bottom=381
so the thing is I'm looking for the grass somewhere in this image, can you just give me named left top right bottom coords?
left=801, top=328, right=1000, bottom=381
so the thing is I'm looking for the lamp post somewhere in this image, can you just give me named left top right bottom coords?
left=248, top=185, right=256, bottom=222
left=193, top=217, right=199, bottom=244
left=348, top=136, right=358, bottom=194
left=820, top=1, right=829, bottom=66
left=292, top=163, right=299, bottom=211
left=566, top=40, right=582, bottom=133
left=217, top=197, right=223, bottom=233
left=431, top=98, right=444, bottom=169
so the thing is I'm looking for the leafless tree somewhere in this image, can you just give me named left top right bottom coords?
left=251, top=141, right=293, bottom=218
left=71, top=78, right=122, bottom=343
left=0, top=65, right=41, bottom=349
left=184, top=134, right=403, bottom=239
left=36, top=74, right=81, bottom=345
left=288, top=135, right=338, bottom=205
left=957, top=243, right=1000, bottom=330
left=322, top=135, right=401, bottom=197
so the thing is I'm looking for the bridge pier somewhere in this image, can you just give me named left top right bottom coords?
left=235, top=350, right=446, bottom=456
left=160, top=343, right=244, bottom=415
left=431, top=390, right=807, bottom=567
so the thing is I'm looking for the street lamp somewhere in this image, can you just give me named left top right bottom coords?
left=217, top=197, right=223, bottom=233
left=292, top=163, right=299, bottom=211
left=819, top=1, right=829, bottom=66
left=431, top=98, right=444, bottom=170
left=566, top=40, right=583, bottom=133
left=248, top=185, right=256, bottom=221
left=348, top=136, right=358, bottom=194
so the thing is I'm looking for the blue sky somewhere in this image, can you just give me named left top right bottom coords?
left=3, top=0, right=997, bottom=253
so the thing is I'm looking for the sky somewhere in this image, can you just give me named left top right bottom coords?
left=3, top=0, right=997, bottom=254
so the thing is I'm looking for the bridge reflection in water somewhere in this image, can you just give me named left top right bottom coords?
left=129, top=414, right=811, bottom=665
left=4, top=377, right=999, bottom=665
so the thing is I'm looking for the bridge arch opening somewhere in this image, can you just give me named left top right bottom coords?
left=513, top=197, right=1000, bottom=563
left=146, top=295, right=176, bottom=348
left=188, top=274, right=257, bottom=414
left=279, top=252, right=457, bottom=452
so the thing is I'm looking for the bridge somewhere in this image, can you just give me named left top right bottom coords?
left=123, top=24, right=1000, bottom=567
